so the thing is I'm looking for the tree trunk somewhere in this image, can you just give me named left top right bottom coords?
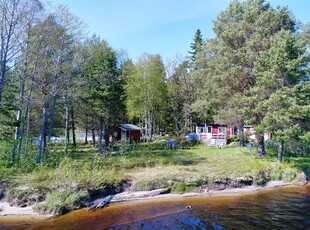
left=239, top=123, right=245, bottom=147
left=24, top=105, right=31, bottom=156
left=48, top=95, right=57, bottom=141
left=148, top=107, right=152, bottom=140
left=0, top=50, right=8, bottom=111
left=13, top=74, right=27, bottom=160
left=37, top=102, right=48, bottom=163
left=13, top=109, right=22, bottom=161
left=18, top=48, right=39, bottom=158
left=277, top=140, right=284, bottom=163
left=144, top=109, right=148, bottom=141
left=98, top=119, right=103, bottom=154
left=104, top=124, right=109, bottom=157
left=257, top=135, right=265, bottom=156
left=64, top=102, right=69, bottom=154
left=171, top=96, right=180, bottom=136
left=85, top=127, right=88, bottom=144
left=43, top=123, right=48, bottom=161
left=71, top=107, right=76, bottom=147
left=189, top=111, right=193, bottom=133
left=18, top=80, right=33, bottom=157
left=91, top=127, right=96, bottom=148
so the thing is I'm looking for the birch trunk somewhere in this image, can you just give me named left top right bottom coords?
left=71, top=107, right=76, bottom=147
left=48, top=95, right=57, bottom=141
left=17, top=37, right=41, bottom=157
left=144, top=109, right=148, bottom=141
left=37, top=102, right=49, bottom=163
left=148, top=108, right=152, bottom=141
left=12, top=80, right=25, bottom=160
left=64, top=102, right=69, bottom=154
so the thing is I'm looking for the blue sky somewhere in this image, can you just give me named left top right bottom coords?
left=48, top=0, right=310, bottom=63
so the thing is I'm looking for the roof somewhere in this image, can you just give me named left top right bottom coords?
left=120, top=124, right=141, bottom=131
left=196, top=123, right=227, bottom=127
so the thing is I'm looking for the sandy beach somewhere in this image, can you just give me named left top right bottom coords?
left=0, top=201, right=43, bottom=217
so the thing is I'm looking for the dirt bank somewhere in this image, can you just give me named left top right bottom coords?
left=0, top=180, right=308, bottom=217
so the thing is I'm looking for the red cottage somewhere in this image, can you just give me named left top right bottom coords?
left=115, top=124, right=141, bottom=142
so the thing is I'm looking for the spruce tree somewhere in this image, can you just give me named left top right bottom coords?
left=189, top=29, right=203, bottom=64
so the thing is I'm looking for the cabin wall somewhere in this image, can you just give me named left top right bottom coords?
left=126, top=130, right=140, bottom=142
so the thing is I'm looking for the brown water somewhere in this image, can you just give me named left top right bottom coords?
left=1, top=184, right=310, bottom=229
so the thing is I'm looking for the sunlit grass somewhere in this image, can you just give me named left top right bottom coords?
left=3, top=142, right=309, bottom=215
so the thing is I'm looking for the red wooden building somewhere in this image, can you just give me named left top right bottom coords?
left=115, top=124, right=141, bottom=142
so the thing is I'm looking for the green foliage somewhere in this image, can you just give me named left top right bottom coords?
left=125, top=53, right=168, bottom=139
left=191, top=0, right=308, bottom=158
left=281, top=168, right=297, bottom=182
left=3, top=144, right=308, bottom=216
left=255, top=171, right=267, bottom=185
left=176, top=182, right=187, bottom=192
left=189, top=29, right=203, bottom=63
left=34, top=190, right=88, bottom=215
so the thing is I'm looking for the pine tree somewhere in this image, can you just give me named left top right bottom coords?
left=189, top=29, right=203, bottom=64
left=192, top=0, right=297, bottom=152
left=251, top=30, right=309, bottom=160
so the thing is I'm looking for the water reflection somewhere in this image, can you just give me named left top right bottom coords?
left=1, top=184, right=309, bottom=229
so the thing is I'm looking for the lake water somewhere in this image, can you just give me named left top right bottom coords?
left=1, top=184, right=310, bottom=229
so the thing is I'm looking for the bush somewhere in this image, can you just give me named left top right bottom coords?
left=176, top=182, right=187, bottom=192
left=254, top=171, right=267, bottom=185
left=269, top=170, right=282, bottom=181
left=282, top=168, right=297, bottom=182
left=34, top=190, right=89, bottom=215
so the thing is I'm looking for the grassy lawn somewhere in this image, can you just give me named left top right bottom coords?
left=1, top=143, right=308, bottom=215
left=123, top=145, right=307, bottom=191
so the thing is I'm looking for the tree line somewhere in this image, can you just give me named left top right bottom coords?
left=0, top=0, right=309, bottom=164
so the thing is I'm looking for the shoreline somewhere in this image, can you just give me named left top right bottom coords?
left=111, top=180, right=309, bottom=204
left=0, top=180, right=308, bottom=217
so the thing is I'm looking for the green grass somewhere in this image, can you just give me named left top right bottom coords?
left=1, top=142, right=309, bottom=215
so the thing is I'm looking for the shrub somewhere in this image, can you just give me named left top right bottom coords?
left=282, top=168, right=297, bottom=182
left=34, top=190, right=89, bottom=215
left=254, top=171, right=267, bottom=185
left=176, top=182, right=187, bottom=192
left=269, top=170, right=282, bottom=181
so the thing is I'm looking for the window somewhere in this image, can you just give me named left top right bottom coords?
left=200, top=128, right=204, bottom=133
left=207, top=126, right=212, bottom=133
left=218, top=127, right=226, bottom=134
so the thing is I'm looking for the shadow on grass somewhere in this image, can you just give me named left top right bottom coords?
left=265, top=145, right=310, bottom=180
left=286, top=156, right=310, bottom=180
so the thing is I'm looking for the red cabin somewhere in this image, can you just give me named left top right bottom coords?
left=115, top=124, right=141, bottom=142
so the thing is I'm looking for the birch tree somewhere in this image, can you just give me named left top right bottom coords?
left=0, top=0, right=42, bottom=111
left=32, top=14, right=74, bottom=163
left=126, top=53, right=167, bottom=140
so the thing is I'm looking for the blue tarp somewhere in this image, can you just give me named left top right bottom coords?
left=188, top=133, right=200, bottom=141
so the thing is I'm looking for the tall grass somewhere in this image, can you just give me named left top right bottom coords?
left=2, top=141, right=309, bottom=215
